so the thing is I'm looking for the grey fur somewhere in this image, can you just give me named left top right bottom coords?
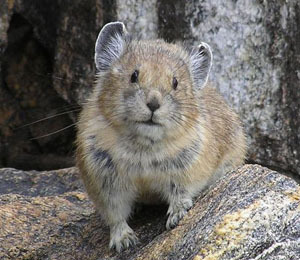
left=165, top=182, right=193, bottom=230
left=151, top=140, right=201, bottom=172
left=90, top=146, right=115, bottom=170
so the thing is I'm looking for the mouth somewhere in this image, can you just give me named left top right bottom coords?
left=133, top=117, right=164, bottom=141
left=143, top=119, right=157, bottom=125
left=137, top=119, right=161, bottom=126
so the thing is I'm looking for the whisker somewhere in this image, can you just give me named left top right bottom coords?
left=170, top=115, right=197, bottom=134
left=170, top=114, right=183, bottom=126
left=171, top=113, right=200, bottom=126
left=51, top=75, right=84, bottom=85
left=179, top=105, right=199, bottom=110
left=178, top=100, right=199, bottom=105
left=16, top=108, right=81, bottom=129
left=31, top=70, right=92, bottom=83
left=30, top=123, right=76, bottom=140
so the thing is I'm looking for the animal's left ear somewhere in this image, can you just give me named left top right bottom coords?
left=190, top=42, right=213, bottom=89
left=94, top=21, right=127, bottom=71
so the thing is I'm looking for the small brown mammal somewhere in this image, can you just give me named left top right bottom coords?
left=76, top=22, right=246, bottom=252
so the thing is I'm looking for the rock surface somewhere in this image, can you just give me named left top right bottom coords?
left=0, top=164, right=299, bottom=259
left=0, top=0, right=80, bottom=170
left=0, top=1, right=299, bottom=176
left=0, top=0, right=114, bottom=170
left=185, top=0, right=300, bottom=176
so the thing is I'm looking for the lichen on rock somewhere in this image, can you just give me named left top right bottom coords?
left=0, top=165, right=299, bottom=259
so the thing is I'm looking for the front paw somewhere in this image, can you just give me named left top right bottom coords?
left=166, top=200, right=193, bottom=230
left=109, top=222, right=138, bottom=252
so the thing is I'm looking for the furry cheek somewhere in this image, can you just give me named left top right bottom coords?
left=122, top=90, right=151, bottom=122
left=154, top=96, right=179, bottom=126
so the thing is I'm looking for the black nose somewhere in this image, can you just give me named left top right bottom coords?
left=147, top=98, right=160, bottom=112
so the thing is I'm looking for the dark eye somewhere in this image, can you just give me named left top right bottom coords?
left=130, top=70, right=139, bottom=83
left=172, top=77, right=178, bottom=90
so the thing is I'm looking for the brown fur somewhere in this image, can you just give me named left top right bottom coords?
left=76, top=30, right=247, bottom=252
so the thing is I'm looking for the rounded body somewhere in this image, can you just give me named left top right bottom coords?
left=76, top=22, right=246, bottom=252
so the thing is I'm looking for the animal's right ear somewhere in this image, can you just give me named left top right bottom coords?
left=95, top=22, right=127, bottom=71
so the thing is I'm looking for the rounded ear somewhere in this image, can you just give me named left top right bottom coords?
left=95, top=21, right=127, bottom=71
left=190, top=42, right=213, bottom=89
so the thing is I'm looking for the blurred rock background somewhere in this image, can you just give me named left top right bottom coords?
left=0, top=0, right=299, bottom=178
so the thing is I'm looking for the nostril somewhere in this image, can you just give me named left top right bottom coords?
left=147, top=98, right=160, bottom=112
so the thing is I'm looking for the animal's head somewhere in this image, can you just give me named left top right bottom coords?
left=94, top=22, right=212, bottom=144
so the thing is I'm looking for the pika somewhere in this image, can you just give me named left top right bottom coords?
left=76, top=22, right=247, bottom=252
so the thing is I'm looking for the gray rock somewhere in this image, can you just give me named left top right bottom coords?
left=116, top=0, right=158, bottom=39
left=0, top=165, right=299, bottom=259
left=184, top=0, right=300, bottom=175
left=0, top=0, right=105, bottom=170
left=0, top=0, right=299, bottom=179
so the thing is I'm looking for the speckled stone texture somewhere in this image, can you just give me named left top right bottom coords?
left=0, top=0, right=299, bottom=177
left=0, top=165, right=299, bottom=259
left=116, top=0, right=158, bottom=39
left=184, top=0, right=300, bottom=175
